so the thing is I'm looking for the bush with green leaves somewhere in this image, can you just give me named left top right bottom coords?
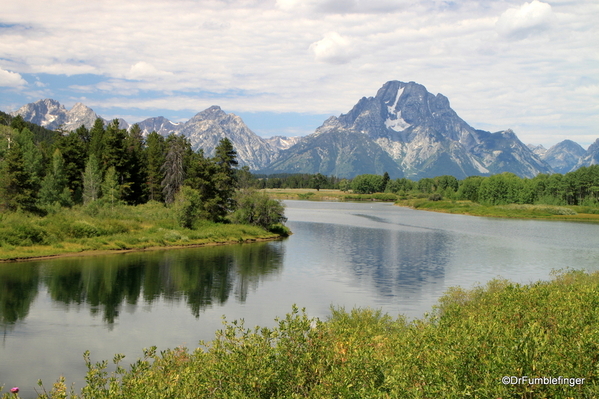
left=230, top=190, right=287, bottom=231
left=172, top=186, right=203, bottom=229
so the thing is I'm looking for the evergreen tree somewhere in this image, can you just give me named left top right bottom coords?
left=161, top=134, right=188, bottom=204
left=101, top=119, right=127, bottom=176
left=123, top=123, right=148, bottom=204
left=186, top=149, right=218, bottom=219
left=9, top=114, right=26, bottom=133
left=210, top=137, right=239, bottom=220
left=82, top=154, right=102, bottom=204
left=382, top=171, right=390, bottom=191
left=88, top=118, right=106, bottom=164
left=15, top=128, right=44, bottom=192
left=145, top=131, right=166, bottom=202
left=101, top=166, right=120, bottom=208
left=56, top=129, right=88, bottom=203
left=38, top=148, right=72, bottom=208
left=311, top=173, right=327, bottom=191
left=0, top=141, right=37, bottom=212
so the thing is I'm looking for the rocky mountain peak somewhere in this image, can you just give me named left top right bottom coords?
left=572, top=138, right=599, bottom=170
left=528, top=144, right=547, bottom=157
left=541, top=139, right=587, bottom=174
left=192, top=105, right=227, bottom=121
left=587, top=138, right=599, bottom=153
left=12, top=99, right=68, bottom=129
left=268, top=80, right=553, bottom=179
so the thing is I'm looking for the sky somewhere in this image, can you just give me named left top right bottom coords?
left=0, top=0, right=597, bottom=148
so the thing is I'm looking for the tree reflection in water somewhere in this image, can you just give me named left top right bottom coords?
left=0, top=242, right=284, bottom=327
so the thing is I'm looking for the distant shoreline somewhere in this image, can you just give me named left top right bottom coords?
left=393, top=199, right=599, bottom=223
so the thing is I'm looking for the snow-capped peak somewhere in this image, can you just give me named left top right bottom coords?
left=385, top=87, right=411, bottom=132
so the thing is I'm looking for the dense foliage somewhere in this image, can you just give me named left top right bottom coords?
left=256, top=167, right=599, bottom=208
left=11, top=270, right=598, bottom=398
left=0, top=120, right=287, bottom=233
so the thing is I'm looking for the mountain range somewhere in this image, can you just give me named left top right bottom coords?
left=10, top=81, right=598, bottom=179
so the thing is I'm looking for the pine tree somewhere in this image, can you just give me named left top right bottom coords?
left=101, top=119, right=127, bottom=177
left=145, top=131, right=166, bottom=202
left=122, top=123, right=148, bottom=204
left=161, top=134, right=188, bottom=204
left=88, top=118, right=106, bottom=163
left=57, top=129, right=88, bottom=203
left=15, top=128, right=44, bottom=193
left=209, top=137, right=239, bottom=220
left=38, top=148, right=72, bottom=208
left=0, top=141, right=37, bottom=212
left=101, top=166, right=120, bottom=208
left=82, top=154, right=102, bottom=204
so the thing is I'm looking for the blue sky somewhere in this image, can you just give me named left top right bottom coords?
left=1, top=0, right=597, bottom=147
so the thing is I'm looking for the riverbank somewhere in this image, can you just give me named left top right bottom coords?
left=263, top=188, right=397, bottom=202
left=262, top=188, right=599, bottom=222
left=395, top=198, right=599, bottom=222
left=0, top=201, right=287, bottom=262
left=25, top=269, right=598, bottom=399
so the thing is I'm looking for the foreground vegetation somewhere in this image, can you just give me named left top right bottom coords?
left=3, top=269, right=596, bottom=398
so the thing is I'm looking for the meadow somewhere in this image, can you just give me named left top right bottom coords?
left=0, top=201, right=283, bottom=261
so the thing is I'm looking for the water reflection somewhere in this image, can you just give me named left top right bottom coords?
left=0, top=264, right=39, bottom=327
left=0, top=242, right=284, bottom=328
left=288, top=221, right=450, bottom=300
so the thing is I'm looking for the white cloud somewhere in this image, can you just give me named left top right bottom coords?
left=0, top=68, right=27, bottom=87
left=496, top=0, right=556, bottom=40
left=0, top=0, right=597, bottom=146
left=276, top=0, right=408, bottom=14
left=309, top=32, right=357, bottom=64
left=127, top=62, right=173, bottom=80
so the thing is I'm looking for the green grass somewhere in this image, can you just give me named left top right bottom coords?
left=0, top=202, right=282, bottom=261
left=397, top=199, right=599, bottom=222
left=264, top=189, right=398, bottom=202
left=19, top=269, right=599, bottom=399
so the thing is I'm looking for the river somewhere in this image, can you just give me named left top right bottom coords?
left=1, top=200, right=598, bottom=397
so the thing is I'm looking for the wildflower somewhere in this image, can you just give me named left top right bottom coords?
left=10, top=387, right=19, bottom=394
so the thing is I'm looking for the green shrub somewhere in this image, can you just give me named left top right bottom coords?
left=172, top=186, right=203, bottom=229
left=230, top=190, right=287, bottom=231
left=10, top=223, right=47, bottom=246
left=68, top=221, right=100, bottom=238
left=428, top=193, right=443, bottom=201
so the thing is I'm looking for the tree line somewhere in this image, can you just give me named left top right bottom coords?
left=2, top=110, right=596, bottom=213
left=0, top=116, right=286, bottom=230
left=251, top=168, right=599, bottom=207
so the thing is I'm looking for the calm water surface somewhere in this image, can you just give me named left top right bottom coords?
left=1, top=201, right=598, bottom=397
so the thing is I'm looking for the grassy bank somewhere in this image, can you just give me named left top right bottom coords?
left=262, top=188, right=599, bottom=222
left=11, top=269, right=598, bottom=398
left=0, top=201, right=285, bottom=261
left=263, top=188, right=397, bottom=202
left=397, top=198, right=599, bottom=222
